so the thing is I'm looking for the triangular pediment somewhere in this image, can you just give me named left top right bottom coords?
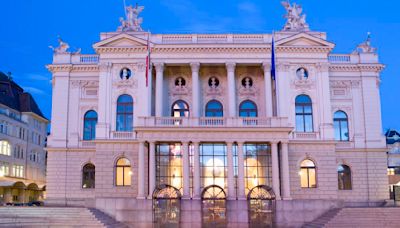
left=93, top=33, right=148, bottom=49
left=276, top=33, right=335, bottom=48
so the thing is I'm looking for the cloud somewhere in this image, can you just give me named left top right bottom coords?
left=22, top=86, right=47, bottom=96
left=25, top=73, right=51, bottom=82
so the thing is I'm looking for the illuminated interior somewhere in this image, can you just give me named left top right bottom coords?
left=200, top=143, right=227, bottom=192
left=244, top=144, right=272, bottom=195
left=156, top=143, right=183, bottom=192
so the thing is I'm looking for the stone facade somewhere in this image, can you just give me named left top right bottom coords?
left=46, top=4, right=389, bottom=227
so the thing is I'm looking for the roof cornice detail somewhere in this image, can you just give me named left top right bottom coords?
left=329, top=64, right=385, bottom=72
left=46, top=64, right=73, bottom=73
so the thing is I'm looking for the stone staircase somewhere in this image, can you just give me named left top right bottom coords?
left=0, top=207, right=128, bottom=227
left=303, top=207, right=400, bottom=228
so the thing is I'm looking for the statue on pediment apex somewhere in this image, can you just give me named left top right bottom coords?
left=118, top=4, right=144, bottom=32
left=281, top=1, right=310, bottom=32
left=49, top=37, right=70, bottom=54
left=353, top=32, right=377, bottom=54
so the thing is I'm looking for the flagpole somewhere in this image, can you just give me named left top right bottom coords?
left=123, top=0, right=127, bottom=19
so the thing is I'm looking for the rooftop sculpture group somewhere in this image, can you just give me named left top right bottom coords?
left=118, top=4, right=145, bottom=32
left=281, top=1, right=310, bottom=32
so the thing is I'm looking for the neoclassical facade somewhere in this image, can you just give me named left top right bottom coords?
left=0, top=72, right=48, bottom=205
left=46, top=3, right=389, bottom=227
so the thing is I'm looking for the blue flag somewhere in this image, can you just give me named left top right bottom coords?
left=271, top=35, right=276, bottom=80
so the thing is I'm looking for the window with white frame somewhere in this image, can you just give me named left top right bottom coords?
left=12, top=165, right=24, bottom=178
left=0, top=140, right=11, bottom=156
left=0, top=162, right=9, bottom=176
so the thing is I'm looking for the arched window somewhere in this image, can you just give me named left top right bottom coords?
left=115, top=158, right=131, bottom=186
left=171, top=100, right=189, bottom=117
left=299, top=159, right=317, bottom=188
left=295, top=95, right=313, bottom=132
left=116, top=95, right=133, bottom=132
left=334, top=111, right=349, bottom=141
left=338, top=165, right=352, bottom=190
left=205, top=100, right=223, bottom=117
left=0, top=140, right=11, bottom=156
left=239, top=100, right=258, bottom=117
left=83, top=110, right=97, bottom=141
left=82, top=163, right=95, bottom=189
left=202, top=185, right=227, bottom=227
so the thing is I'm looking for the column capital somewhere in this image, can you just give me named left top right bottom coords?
left=181, top=141, right=190, bottom=146
left=225, top=62, right=236, bottom=72
left=226, top=141, right=234, bottom=145
left=99, top=62, right=112, bottom=71
left=270, top=140, right=279, bottom=145
left=236, top=141, right=244, bottom=146
left=154, top=62, right=164, bottom=73
left=191, top=141, right=200, bottom=146
left=262, top=62, right=271, bottom=71
left=190, top=62, right=201, bottom=72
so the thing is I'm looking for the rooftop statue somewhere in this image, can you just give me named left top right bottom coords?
left=49, top=37, right=70, bottom=54
left=353, top=32, right=377, bottom=54
left=281, top=1, right=310, bottom=32
left=118, top=4, right=145, bottom=32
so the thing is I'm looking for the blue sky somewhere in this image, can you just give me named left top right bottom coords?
left=0, top=0, right=399, bottom=131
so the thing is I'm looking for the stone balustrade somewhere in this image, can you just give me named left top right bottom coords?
left=137, top=117, right=289, bottom=128
left=328, top=54, right=351, bottom=63
left=111, top=131, right=137, bottom=140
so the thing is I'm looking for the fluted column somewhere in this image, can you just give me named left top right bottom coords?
left=226, top=62, right=237, bottom=117
left=227, top=142, right=236, bottom=199
left=155, top=63, right=164, bottom=117
left=193, top=142, right=201, bottom=199
left=237, top=142, right=245, bottom=199
left=137, top=141, right=145, bottom=199
left=271, top=142, right=281, bottom=200
left=190, top=63, right=201, bottom=117
left=182, top=142, right=190, bottom=199
left=281, top=142, right=291, bottom=199
left=262, top=62, right=273, bottom=117
left=148, top=141, right=156, bottom=198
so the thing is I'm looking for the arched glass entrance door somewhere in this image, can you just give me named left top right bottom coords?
left=201, top=185, right=227, bottom=228
left=153, top=184, right=181, bottom=227
left=247, top=185, right=276, bottom=228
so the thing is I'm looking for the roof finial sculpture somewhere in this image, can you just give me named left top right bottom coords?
left=49, top=36, right=70, bottom=54
left=281, top=1, right=310, bottom=32
left=353, top=32, right=377, bottom=54
left=118, top=3, right=145, bottom=32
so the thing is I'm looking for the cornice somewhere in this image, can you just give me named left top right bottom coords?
left=277, top=46, right=332, bottom=53
left=71, top=65, right=99, bottom=72
left=46, top=64, right=73, bottom=73
left=329, top=64, right=385, bottom=72
left=95, top=47, right=147, bottom=54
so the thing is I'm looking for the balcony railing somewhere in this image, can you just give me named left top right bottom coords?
left=79, top=141, right=96, bottom=148
left=137, top=117, right=289, bottom=128
left=111, top=131, right=137, bottom=140
left=291, top=132, right=319, bottom=140
left=328, top=54, right=351, bottom=63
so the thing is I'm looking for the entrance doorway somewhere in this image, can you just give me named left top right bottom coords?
left=201, top=185, right=227, bottom=228
left=153, top=184, right=181, bottom=227
left=247, top=185, right=276, bottom=228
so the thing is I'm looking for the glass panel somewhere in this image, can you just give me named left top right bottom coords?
left=341, top=121, right=349, bottom=141
left=309, top=168, right=316, bottom=188
left=334, top=121, right=341, bottom=141
left=296, top=115, right=305, bottom=132
left=305, top=115, right=313, bottom=132
left=124, top=167, right=132, bottom=186
left=301, top=160, right=315, bottom=167
left=116, top=167, right=124, bottom=186
left=117, top=158, right=131, bottom=166
left=300, top=168, right=308, bottom=188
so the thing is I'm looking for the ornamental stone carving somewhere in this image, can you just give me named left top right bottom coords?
left=49, top=37, right=70, bottom=54
left=353, top=33, right=377, bottom=54
left=281, top=1, right=310, bottom=32
left=113, top=78, right=138, bottom=89
left=117, top=4, right=145, bottom=32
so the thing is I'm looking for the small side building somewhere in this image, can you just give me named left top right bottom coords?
left=386, top=129, right=400, bottom=199
left=0, top=72, right=49, bottom=204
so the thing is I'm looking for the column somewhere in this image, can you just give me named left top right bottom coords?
left=148, top=141, right=156, bottom=198
left=227, top=142, right=236, bottom=199
left=281, top=142, right=291, bottom=199
left=155, top=63, right=164, bottom=117
left=226, top=62, right=237, bottom=117
left=193, top=142, right=201, bottom=199
left=191, top=63, right=201, bottom=117
left=237, top=142, right=245, bottom=199
left=96, top=62, right=112, bottom=139
left=137, top=141, right=145, bottom=199
left=182, top=142, right=190, bottom=199
left=262, top=62, right=273, bottom=117
left=271, top=142, right=281, bottom=200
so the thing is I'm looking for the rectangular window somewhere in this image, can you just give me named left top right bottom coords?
left=12, top=165, right=24, bottom=178
left=0, top=162, right=9, bottom=176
